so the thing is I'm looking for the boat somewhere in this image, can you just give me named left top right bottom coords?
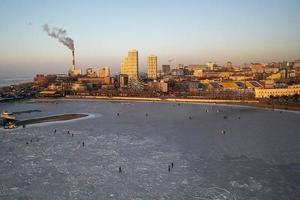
left=1, top=111, right=16, bottom=120
left=1, top=111, right=17, bottom=129
left=4, top=121, right=16, bottom=129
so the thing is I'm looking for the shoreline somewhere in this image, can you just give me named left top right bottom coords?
left=220, top=101, right=300, bottom=112
left=63, top=95, right=300, bottom=112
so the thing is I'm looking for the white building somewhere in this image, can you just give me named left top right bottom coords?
left=207, top=61, right=217, bottom=70
left=98, top=67, right=110, bottom=78
left=86, top=68, right=98, bottom=77
left=255, top=85, right=300, bottom=98
left=193, top=69, right=203, bottom=77
left=86, top=67, right=110, bottom=78
left=68, top=66, right=82, bottom=76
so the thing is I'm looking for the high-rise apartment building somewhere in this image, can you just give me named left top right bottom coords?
left=147, top=55, right=157, bottom=80
left=121, top=49, right=139, bottom=81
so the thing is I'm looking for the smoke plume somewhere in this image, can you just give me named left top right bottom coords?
left=42, top=24, right=74, bottom=51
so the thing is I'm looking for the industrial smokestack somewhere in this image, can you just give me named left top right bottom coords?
left=72, top=50, right=75, bottom=69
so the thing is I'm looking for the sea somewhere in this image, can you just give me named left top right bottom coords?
left=0, top=76, right=33, bottom=87
left=0, top=99, right=299, bottom=199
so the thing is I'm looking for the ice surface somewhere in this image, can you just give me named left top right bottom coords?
left=0, top=99, right=300, bottom=199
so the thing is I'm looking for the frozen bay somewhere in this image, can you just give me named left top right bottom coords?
left=0, top=99, right=299, bottom=199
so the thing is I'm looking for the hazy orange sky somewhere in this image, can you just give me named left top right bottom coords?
left=0, top=0, right=300, bottom=77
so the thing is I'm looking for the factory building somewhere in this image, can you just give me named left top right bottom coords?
left=86, top=67, right=110, bottom=78
left=68, top=67, right=82, bottom=76
left=68, top=50, right=82, bottom=76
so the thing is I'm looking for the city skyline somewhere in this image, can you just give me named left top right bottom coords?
left=1, top=0, right=300, bottom=76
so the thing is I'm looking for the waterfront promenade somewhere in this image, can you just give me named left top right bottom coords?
left=64, top=95, right=300, bottom=111
left=65, top=95, right=259, bottom=104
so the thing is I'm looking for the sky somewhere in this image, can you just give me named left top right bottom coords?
left=0, top=0, right=300, bottom=77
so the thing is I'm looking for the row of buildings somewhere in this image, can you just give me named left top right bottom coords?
left=33, top=49, right=300, bottom=99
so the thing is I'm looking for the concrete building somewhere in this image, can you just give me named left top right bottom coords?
left=188, top=64, right=209, bottom=71
left=255, top=85, right=300, bottom=98
left=176, top=64, right=184, bottom=70
left=229, top=75, right=251, bottom=81
left=34, top=74, right=57, bottom=86
left=250, top=63, right=264, bottom=73
left=207, top=61, right=217, bottom=70
left=193, top=69, right=204, bottom=77
left=259, top=80, right=275, bottom=89
left=225, top=61, right=233, bottom=68
left=264, top=67, right=279, bottom=74
left=78, top=77, right=114, bottom=85
left=294, top=60, right=300, bottom=77
left=119, top=74, right=129, bottom=88
left=184, top=81, right=204, bottom=92
left=147, top=55, right=157, bottom=80
left=148, top=80, right=168, bottom=93
left=121, top=49, right=138, bottom=81
left=159, top=81, right=168, bottom=93
left=162, top=65, right=171, bottom=74
left=86, top=68, right=98, bottom=77
left=34, top=74, right=46, bottom=85
left=68, top=67, right=82, bottom=76
left=157, top=70, right=163, bottom=78
left=99, top=67, right=110, bottom=78
left=171, top=69, right=184, bottom=76
left=71, top=82, right=87, bottom=91
left=48, top=83, right=63, bottom=91
left=86, top=67, right=110, bottom=78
